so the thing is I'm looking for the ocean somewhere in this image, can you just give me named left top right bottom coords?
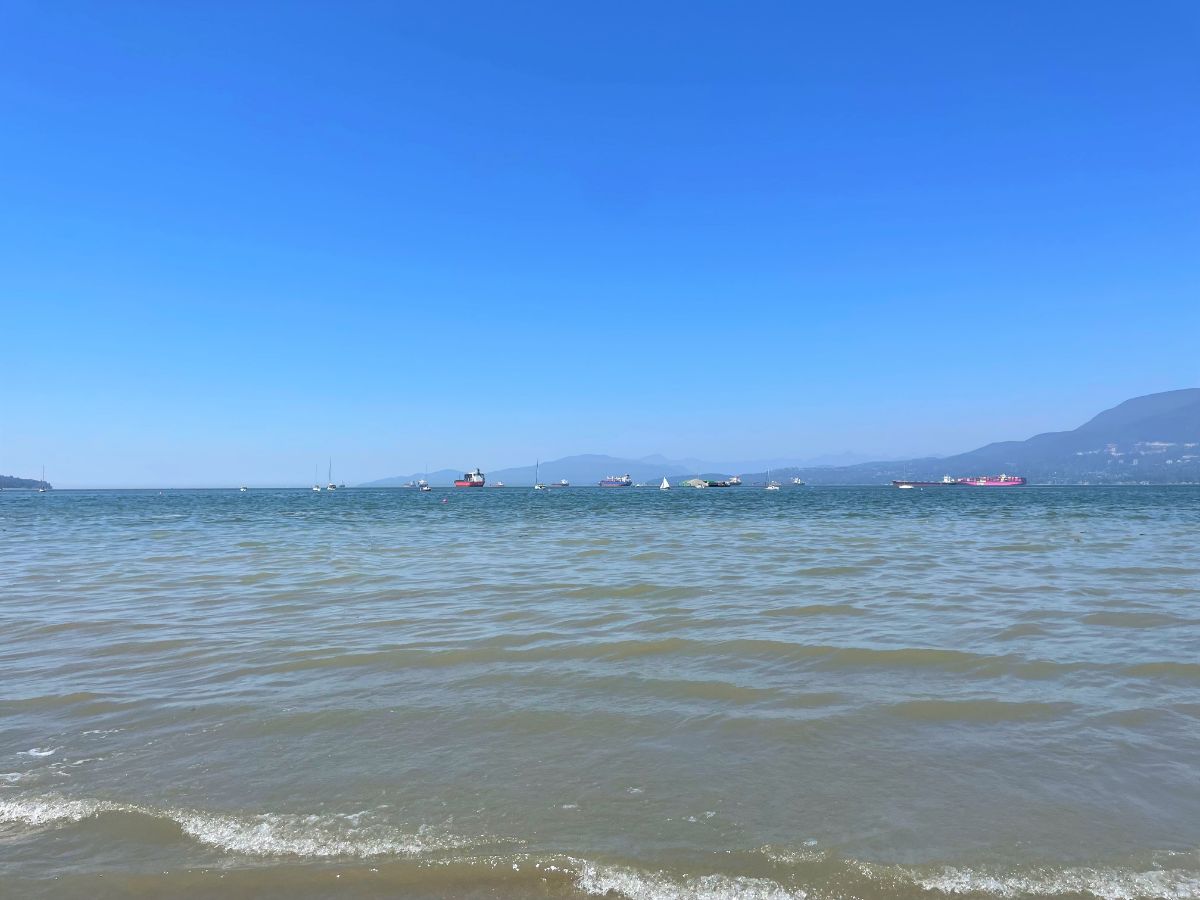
left=2, top=486, right=1198, bottom=899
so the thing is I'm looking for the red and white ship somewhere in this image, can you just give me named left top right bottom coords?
left=454, top=468, right=486, bottom=487
left=893, top=474, right=1026, bottom=488
left=958, top=474, right=1026, bottom=486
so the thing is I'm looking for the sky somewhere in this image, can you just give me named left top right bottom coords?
left=2, top=1, right=1198, bottom=487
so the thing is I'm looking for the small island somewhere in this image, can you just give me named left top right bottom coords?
left=0, top=474, right=52, bottom=490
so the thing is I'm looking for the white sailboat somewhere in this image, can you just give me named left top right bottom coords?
left=327, top=459, right=337, bottom=491
left=534, top=459, right=547, bottom=490
left=312, top=465, right=322, bottom=491
left=765, top=468, right=780, bottom=490
left=38, top=466, right=46, bottom=492
left=660, top=476, right=670, bottom=490
left=419, top=464, right=431, bottom=491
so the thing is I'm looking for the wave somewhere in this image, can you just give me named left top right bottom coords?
left=910, top=864, right=1200, bottom=899
left=577, top=861, right=800, bottom=899
left=0, top=796, right=478, bottom=858
left=2, top=797, right=1199, bottom=899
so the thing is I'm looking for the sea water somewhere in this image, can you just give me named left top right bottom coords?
left=2, top=486, right=1198, bottom=898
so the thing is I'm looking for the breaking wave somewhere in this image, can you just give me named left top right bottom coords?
left=3, top=797, right=1198, bottom=898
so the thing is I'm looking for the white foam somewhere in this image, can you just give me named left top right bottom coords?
left=577, top=861, right=804, bottom=900
left=0, top=796, right=120, bottom=825
left=0, top=795, right=471, bottom=859
left=19, top=747, right=59, bottom=757
left=172, top=810, right=442, bottom=858
left=914, top=865, right=1200, bottom=900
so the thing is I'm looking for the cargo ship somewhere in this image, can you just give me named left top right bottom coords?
left=598, top=474, right=633, bottom=487
left=454, top=468, right=486, bottom=487
left=959, top=474, right=1026, bottom=487
left=893, top=474, right=1026, bottom=488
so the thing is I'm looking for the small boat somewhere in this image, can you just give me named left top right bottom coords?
left=239, top=486, right=248, bottom=492
left=557, top=479, right=570, bottom=487
left=660, top=477, right=670, bottom=490
left=312, top=465, right=322, bottom=491
left=791, top=477, right=805, bottom=486
left=598, top=474, right=633, bottom=487
left=534, top=460, right=546, bottom=490
left=455, top=468, right=486, bottom=487
left=491, top=480, right=505, bottom=487
left=327, top=459, right=337, bottom=491
left=38, top=466, right=47, bottom=492
left=420, top=483, right=432, bottom=492
left=705, top=480, right=731, bottom=488
left=765, top=468, right=781, bottom=491
left=729, top=475, right=742, bottom=486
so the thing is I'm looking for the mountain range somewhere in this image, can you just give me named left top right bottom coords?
left=361, top=452, right=884, bottom=487
left=361, top=389, right=1200, bottom=486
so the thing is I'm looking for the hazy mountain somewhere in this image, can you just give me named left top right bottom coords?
left=360, top=390, right=1200, bottom=487
left=361, top=456, right=687, bottom=487
left=0, top=474, right=51, bottom=489
left=361, top=468, right=470, bottom=487
left=753, top=389, right=1200, bottom=485
left=362, top=453, right=882, bottom=487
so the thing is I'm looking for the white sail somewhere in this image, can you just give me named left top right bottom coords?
left=660, top=477, right=670, bottom=490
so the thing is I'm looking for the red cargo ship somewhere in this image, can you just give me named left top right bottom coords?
left=454, top=468, right=486, bottom=487
left=893, top=474, right=1026, bottom=488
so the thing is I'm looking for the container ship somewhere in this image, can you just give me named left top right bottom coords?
left=893, top=474, right=1026, bottom=488
left=454, top=468, right=486, bottom=487
left=598, top=474, right=633, bottom=487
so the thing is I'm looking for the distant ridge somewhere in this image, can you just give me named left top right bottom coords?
left=361, top=452, right=884, bottom=487
left=360, top=389, right=1200, bottom=487
left=759, top=389, right=1200, bottom=485
left=0, top=474, right=51, bottom=490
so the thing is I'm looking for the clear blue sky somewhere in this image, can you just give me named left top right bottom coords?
left=3, top=2, right=1197, bottom=486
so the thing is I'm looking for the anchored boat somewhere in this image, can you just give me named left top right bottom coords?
left=892, top=474, right=1026, bottom=488
left=598, top=474, right=633, bottom=487
left=455, top=468, right=486, bottom=487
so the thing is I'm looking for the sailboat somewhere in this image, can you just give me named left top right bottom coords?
left=419, top=464, right=432, bottom=491
left=327, top=459, right=337, bottom=491
left=533, top=459, right=547, bottom=490
left=765, top=468, right=780, bottom=490
left=312, top=465, right=322, bottom=491
left=660, top=476, right=670, bottom=490
left=38, top=466, right=46, bottom=492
